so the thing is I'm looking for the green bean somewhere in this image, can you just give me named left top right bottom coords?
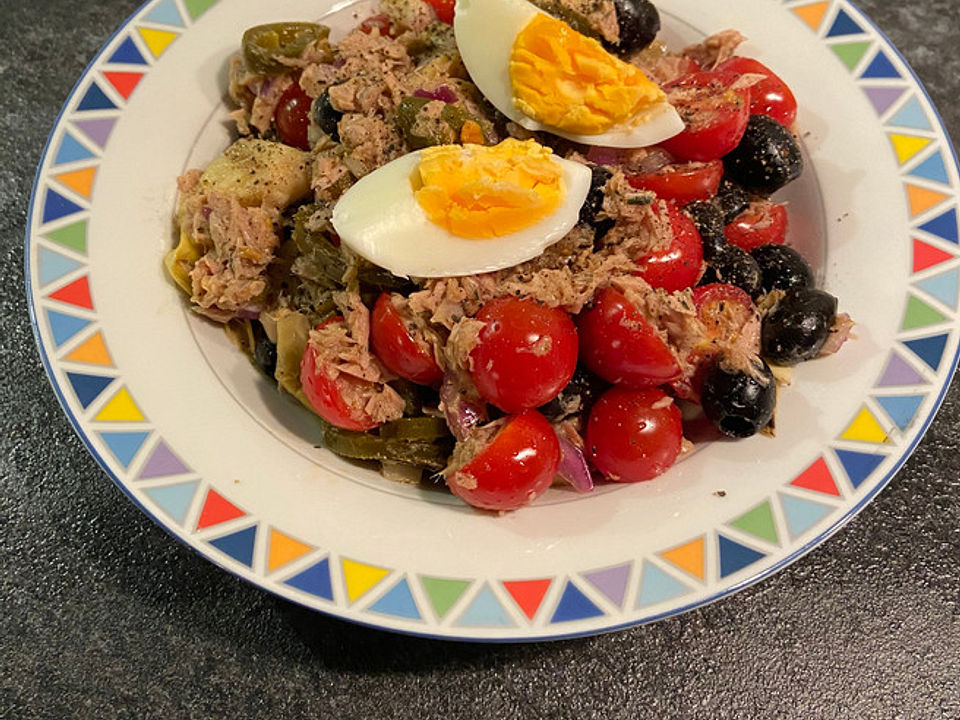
left=379, top=416, right=451, bottom=441
left=389, top=379, right=424, bottom=417
left=289, top=205, right=346, bottom=289
left=322, top=425, right=451, bottom=470
left=357, top=262, right=417, bottom=293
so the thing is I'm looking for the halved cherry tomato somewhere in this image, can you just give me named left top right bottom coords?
left=660, top=71, right=751, bottom=161
left=469, top=297, right=579, bottom=413
left=586, top=387, right=683, bottom=483
left=274, top=80, right=312, bottom=150
left=671, top=284, right=759, bottom=402
left=674, top=56, right=703, bottom=76
left=692, top=283, right=756, bottom=341
left=447, top=410, right=561, bottom=510
left=358, top=14, right=395, bottom=37
left=634, top=201, right=704, bottom=292
left=423, top=0, right=455, bottom=23
left=716, top=56, right=798, bottom=128
left=371, top=293, right=443, bottom=387
left=724, top=201, right=788, bottom=252
left=577, top=286, right=681, bottom=387
left=301, top=318, right=380, bottom=431
left=626, top=160, right=723, bottom=206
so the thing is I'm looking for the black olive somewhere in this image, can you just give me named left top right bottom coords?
left=724, top=115, right=804, bottom=195
left=701, top=356, right=777, bottom=438
left=579, top=165, right=612, bottom=226
left=700, top=244, right=762, bottom=297
left=606, top=0, right=661, bottom=55
left=538, top=366, right=610, bottom=422
left=314, top=89, right=342, bottom=142
left=685, top=201, right=727, bottom=262
left=579, top=165, right=615, bottom=244
left=252, top=323, right=278, bottom=378
left=715, top=178, right=751, bottom=224
left=751, top=244, right=814, bottom=294
left=761, top=288, right=838, bottom=365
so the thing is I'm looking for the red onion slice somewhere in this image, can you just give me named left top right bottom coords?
left=585, top=145, right=624, bottom=166
left=555, top=431, right=594, bottom=494
left=413, top=85, right=458, bottom=104
left=236, top=305, right=262, bottom=320
left=440, top=372, right=488, bottom=441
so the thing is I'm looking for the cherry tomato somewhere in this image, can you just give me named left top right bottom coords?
left=469, top=297, right=579, bottom=413
left=577, top=286, right=681, bottom=387
left=724, top=201, right=788, bottom=252
left=447, top=410, right=561, bottom=511
left=274, top=81, right=312, bottom=150
left=423, top=0, right=455, bottom=24
left=371, top=293, right=443, bottom=387
left=586, top=387, right=683, bottom=483
left=716, top=56, right=798, bottom=128
left=301, top=318, right=381, bottom=431
left=660, top=71, right=751, bottom=161
left=671, top=284, right=758, bottom=402
left=634, top=201, right=704, bottom=292
left=358, top=14, right=395, bottom=37
left=692, top=283, right=756, bottom=341
left=674, top=56, right=703, bottom=76
left=626, top=160, right=723, bottom=206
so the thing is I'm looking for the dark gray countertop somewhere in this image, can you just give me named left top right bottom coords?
left=2, top=1, right=958, bottom=718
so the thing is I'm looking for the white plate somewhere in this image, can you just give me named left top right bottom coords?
left=26, top=0, right=960, bottom=640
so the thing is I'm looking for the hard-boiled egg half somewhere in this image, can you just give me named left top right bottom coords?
left=454, top=0, right=683, bottom=148
left=332, top=139, right=591, bottom=278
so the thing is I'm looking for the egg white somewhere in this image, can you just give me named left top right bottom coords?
left=453, top=0, right=684, bottom=148
left=331, top=150, right=592, bottom=278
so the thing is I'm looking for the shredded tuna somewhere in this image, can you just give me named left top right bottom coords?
left=613, top=276, right=707, bottom=364
left=407, top=225, right=640, bottom=328
left=556, top=417, right=585, bottom=448
left=300, top=27, right=412, bottom=98
left=410, top=99, right=459, bottom=144
left=599, top=175, right=674, bottom=257
left=227, top=56, right=257, bottom=131
left=682, top=30, right=747, bottom=70
left=311, top=153, right=352, bottom=202
left=819, top=312, right=856, bottom=357
left=651, top=395, right=675, bottom=410
left=381, top=0, right=436, bottom=33
left=249, top=75, right=294, bottom=134
left=444, top=318, right=486, bottom=373
left=305, top=301, right=405, bottom=424
left=185, top=191, right=279, bottom=318
left=362, top=386, right=407, bottom=424
left=584, top=1, right=620, bottom=45
left=543, top=0, right=620, bottom=44
left=644, top=53, right=699, bottom=84
left=505, top=122, right=538, bottom=141
left=444, top=417, right=506, bottom=478
left=273, top=39, right=334, bottom=69
left=228, top=109, right=252, bottom=136
left=338, top=114, right=405, bottom=177
left=389, top=293, right=446, bottom=369
left=177, top=169, right=202, bottom=196
left=328, top=70, right=407, bottom=114
left=335, top=290, right=372, bottom=350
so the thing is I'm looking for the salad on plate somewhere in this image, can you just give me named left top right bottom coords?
left=165, top=0, right=853, bottom=511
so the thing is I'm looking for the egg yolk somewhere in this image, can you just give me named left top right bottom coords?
left=413, top=139, right=565, bottom=239
left=510, top=14, right=666, bottom=135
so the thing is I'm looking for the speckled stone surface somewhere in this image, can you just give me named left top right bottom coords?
left=2, top=1, right=959, bottom=718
